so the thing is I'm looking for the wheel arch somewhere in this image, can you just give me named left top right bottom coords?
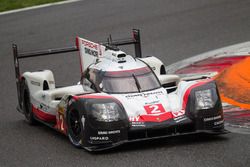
left=65, top=97, right=86, bottom=148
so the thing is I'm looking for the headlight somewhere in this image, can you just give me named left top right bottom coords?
left=91, top=102, right=120, bottom=122
left=195, top=89, right=214, bottom=110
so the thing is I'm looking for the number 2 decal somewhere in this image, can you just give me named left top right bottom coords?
left=59, top=114, right=64, bottom=131
left=149, top=105, right=161, bottom=114
left=144, top=104, right=166, bottom=115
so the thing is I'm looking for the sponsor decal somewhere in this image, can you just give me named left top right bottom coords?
left=80, top=39, right=103, bottom=57
left=90, top=136, right=109, bottom=141
left=129, top=116, right=140, bottom=122
left=172, top=109, right=185, bottom=118
left=145, top=100, right=160, bottom=105
left=98, top=130, right=121, bottom=135
left=30, top=80, right=40, bottom=86
left=129, top=116, right=146, bottom=126
left=131, top=122, right=146, bottom=127
left=125, top=90, right=163, bottom=99
left=204, top=115, right=222, bottom=122
left=85, top=47, right=98, bottom=57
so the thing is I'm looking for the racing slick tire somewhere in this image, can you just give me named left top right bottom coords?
left=66, top=100, right=85, bottom=148
left=21, top=79, right=37, bottom=125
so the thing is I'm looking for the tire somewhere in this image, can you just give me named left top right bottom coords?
left=21, top=80, right=37, bottom=125
left=67, top=100, right=85, bottom=148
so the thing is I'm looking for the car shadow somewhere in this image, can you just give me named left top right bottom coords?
left=92, top=133, right=229, bottom=155
left=14, top=119, right=229, bottom=154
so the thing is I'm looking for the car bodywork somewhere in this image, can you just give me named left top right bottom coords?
left=13, top=29, right=227, bottom=151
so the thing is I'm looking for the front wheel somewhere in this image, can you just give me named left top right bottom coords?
left=67, top=101, right=85, bottom=148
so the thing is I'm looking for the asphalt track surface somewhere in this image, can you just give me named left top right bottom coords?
left=0, top=0, right=250, bottom=166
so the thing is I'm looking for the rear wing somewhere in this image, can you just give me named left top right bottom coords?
left=13, top=29, right=142, bottom=108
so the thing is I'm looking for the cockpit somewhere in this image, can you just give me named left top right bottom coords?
left=83, top=67, right=161, bottom=94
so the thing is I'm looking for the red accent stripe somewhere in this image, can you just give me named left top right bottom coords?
left=138, top=112, right=173, bottom=122
left=32, top=105, right=56, bottom=122
left=75, top=37, right=79, bottom=49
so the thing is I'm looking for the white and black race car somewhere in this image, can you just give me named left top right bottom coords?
left=13, top=29, right=227, bottom=151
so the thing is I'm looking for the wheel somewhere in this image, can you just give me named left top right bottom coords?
left=21, top=80, right=37, bottom=125
left=67, top=100, right=85, bottom=148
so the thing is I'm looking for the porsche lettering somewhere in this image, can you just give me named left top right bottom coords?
left=81, top=40, right=98, bottom=50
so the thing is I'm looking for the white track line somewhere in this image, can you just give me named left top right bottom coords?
left=0, top=0, right=82, bottom=16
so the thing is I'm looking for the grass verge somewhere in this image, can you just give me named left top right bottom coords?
left=0, top=0, right=65, bottom=12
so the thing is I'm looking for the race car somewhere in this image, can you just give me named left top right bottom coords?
left=13, top=29, right=227, bottom=151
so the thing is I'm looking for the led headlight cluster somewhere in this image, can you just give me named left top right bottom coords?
left=195, top=89, right=214, bottom=110
left=91, top=102, right=120, bottom=122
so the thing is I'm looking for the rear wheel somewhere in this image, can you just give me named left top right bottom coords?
left=67, top=101, right=85, bottom=148
left=21, top=80, right=37, bottom=125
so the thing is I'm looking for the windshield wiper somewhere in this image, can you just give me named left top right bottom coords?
left=132, top=74, right=141, bottom=92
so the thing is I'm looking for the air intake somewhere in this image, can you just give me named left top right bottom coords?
left=117, top=53, right=126, bottom=63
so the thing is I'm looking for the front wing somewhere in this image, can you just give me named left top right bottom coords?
left=82, top=115, right=227, bottom=151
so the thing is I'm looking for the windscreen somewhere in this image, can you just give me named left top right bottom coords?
left=100, top=67, right=161, bottom=94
